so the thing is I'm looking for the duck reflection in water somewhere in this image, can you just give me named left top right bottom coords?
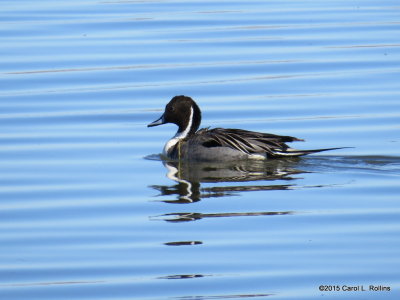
left=150, top=157, right=307, bottom=204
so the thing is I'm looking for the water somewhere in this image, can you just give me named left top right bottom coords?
left=1, top=0, right=400, bottom=299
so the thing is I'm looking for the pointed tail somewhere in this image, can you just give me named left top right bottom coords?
left=271, top=147, right=351, bottom=157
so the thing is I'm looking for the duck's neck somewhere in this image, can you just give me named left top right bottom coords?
left=164, top=107, right=196, bottom=156
left=175, top=106, right=194, bottom=139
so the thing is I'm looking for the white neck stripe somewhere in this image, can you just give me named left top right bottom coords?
left=175, top=106, right=193, bottom=139
left=163, top=106, right=194, bottom=155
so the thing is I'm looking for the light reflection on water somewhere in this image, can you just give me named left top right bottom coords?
left=150, top=157, right=303, bottom=203
left=148, top=155, right=400, bottom=218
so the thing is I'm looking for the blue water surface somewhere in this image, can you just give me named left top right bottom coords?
left=1, top=1, right=400, bottom=299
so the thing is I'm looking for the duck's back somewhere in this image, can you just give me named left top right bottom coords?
left=167, top=127, right=302, bottom=162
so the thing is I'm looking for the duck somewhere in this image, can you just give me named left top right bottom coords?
left=148, top=95, right=345, bottom=162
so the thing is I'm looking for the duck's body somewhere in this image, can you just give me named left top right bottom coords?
left=148, top=96, right=344, bottom=162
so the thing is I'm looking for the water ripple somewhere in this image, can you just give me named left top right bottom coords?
left=1, top=1, right=400, bottom=300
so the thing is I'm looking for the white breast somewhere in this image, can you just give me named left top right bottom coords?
left=163, top=137, right=180, bottom=155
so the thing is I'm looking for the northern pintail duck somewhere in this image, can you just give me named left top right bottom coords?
left=148, top=95, right=345, bottom=162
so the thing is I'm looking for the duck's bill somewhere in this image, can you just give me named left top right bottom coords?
left=147, top=114, right=165, bottom=127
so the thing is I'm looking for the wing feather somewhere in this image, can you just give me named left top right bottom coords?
left=193, top=127, right=346, bottom=158
left=198, top=127, right=301, bottom=156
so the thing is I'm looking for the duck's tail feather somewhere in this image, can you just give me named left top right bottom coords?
left=271, top=147, right=351, bottom=157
